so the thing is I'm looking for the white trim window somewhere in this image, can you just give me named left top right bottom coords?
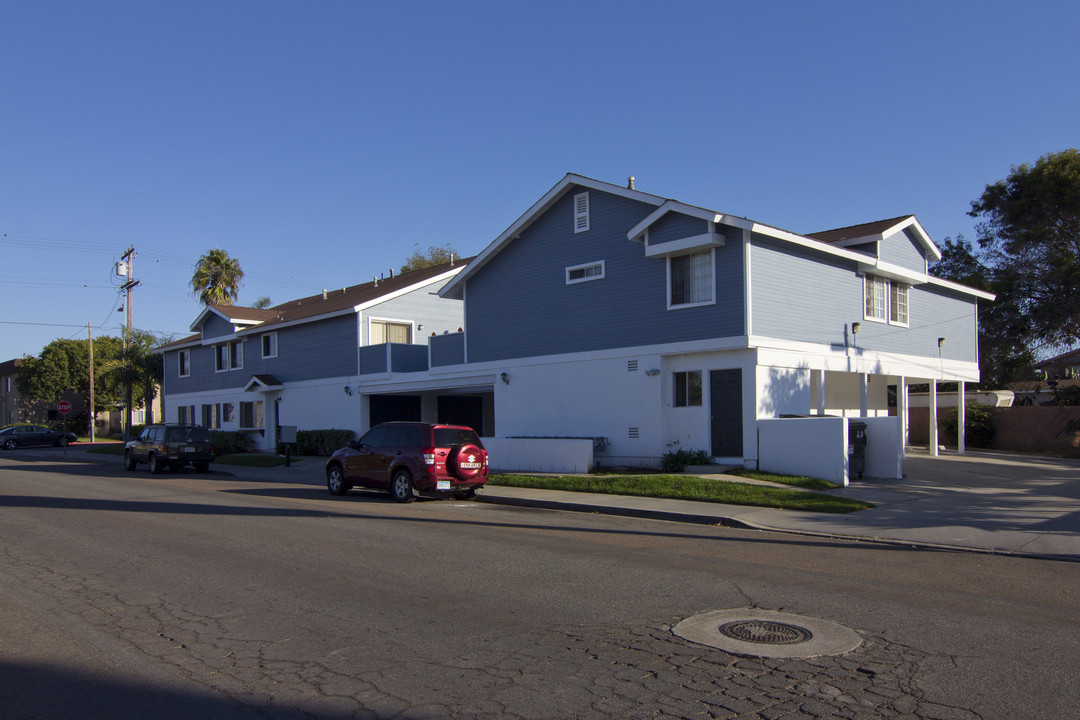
left=222, top=403, right=235, bottom=423
left=566, top=260, right=605, bottom=285
left=215, top=341, right=243, bottom=372
left=178, top=349, right=190, bottom=378
left=890, top=282, right=909, bottom=326
left=202, top=403, right=221, bottom=430
left=865, top=276, right=887, bottom=322
left=669, top=250, right=715, bottom=309
left=864, top=275, right=910, bottom=326
left=573, top=192, right=590, bottom=233
left=261, top=332, right=278, bottom=359
left=673, top=370, right=703, bottom=407
left=177, top=405, right=195, bottom=425
left=370, top=319, right=412, bottom=345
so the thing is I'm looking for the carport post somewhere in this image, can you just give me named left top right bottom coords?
left=929, top=382, right=939, bottom=457
left=897, top=376, right=907, bottom=458
left=957, top=382, right=966, bottom=455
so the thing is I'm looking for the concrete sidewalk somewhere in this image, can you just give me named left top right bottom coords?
left=73, top=445, right=1080, bottom=562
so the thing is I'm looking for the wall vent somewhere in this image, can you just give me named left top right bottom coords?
left=627, top=360, right=639, bottom=372
left=628, top=427, right=640, bottom=439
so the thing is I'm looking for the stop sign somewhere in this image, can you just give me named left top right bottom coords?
left=57, top=400, right=72, bottom=415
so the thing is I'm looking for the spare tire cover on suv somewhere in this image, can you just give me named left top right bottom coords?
left=448, top=444, right=485, bottom=480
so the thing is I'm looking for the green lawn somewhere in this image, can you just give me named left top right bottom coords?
left=725, top=469, right=840, bottom=491
left=488, top=473, right=871, bottom=514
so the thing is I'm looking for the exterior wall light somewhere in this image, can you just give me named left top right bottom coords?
left=938, top=337, right=946, bottom=347
left=851, top=322, right=861, bottom=335
left=500, top=372, right=510, bottom=385
left=343, top=385, right=352, bottom=396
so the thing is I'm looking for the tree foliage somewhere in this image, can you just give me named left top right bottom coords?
left=191, top=248, right=244, bottom=306
left=969, top=149, right=1080, bottom=348
left=399, top=243, right=459, bottom=274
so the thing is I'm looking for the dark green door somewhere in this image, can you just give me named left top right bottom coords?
left=710, top=369, right=743, bottom=457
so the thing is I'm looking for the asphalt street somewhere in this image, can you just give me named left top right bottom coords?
left=1, top=447, right=1079, bottom=720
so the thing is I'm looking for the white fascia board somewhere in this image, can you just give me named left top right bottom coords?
left=236, top=307, right=357, bottom=337
left=627, top=200, right=753, bottom=242
left=153, top=338, right=201, bottom=354
left=644, top=232, right=725, bottom=257
left=750, top=223, right=869, bottom=263
left=926, top=276, right=996, bottom=301
left=857, top=259, right=929, bottom=285
left=353, top=266, right=464, bottom=312
left=441, top=173, right=665, bottom=299
left=188, top=305, right=266, bottom=333
left=884, top=216, right=941, bottom=261
left=751, top=335, right=982, bottom=382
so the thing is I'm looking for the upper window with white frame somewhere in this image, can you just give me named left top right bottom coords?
left=864, top=275, right=910, bottom=326
left=214, top=341, right=243, bottom=372
left=177, top=349, right=190, bottom=377
left=669, top=250, right=715, bottom=309
left=261, top=332, right=278, bottom=359
left=370, top=319, right=412, bottom=345
left=566, top=260, right=605, bottom=285
left=573, top=192, right=590, bottom=233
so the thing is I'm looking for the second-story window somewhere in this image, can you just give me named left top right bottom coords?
left=178, top=350, right=190, bottom=377
left=566, top=260, right=605, bottom=285
left=262, top=332, right=278, bottom=359
left=370, top=320, right=412, bottom=344
left=669, top=250, right=714, bottom=308
left=215, top=341, right=243, bottom=372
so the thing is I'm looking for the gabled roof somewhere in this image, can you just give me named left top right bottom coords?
left=182, top=259, right=469, bottom=342
left=243, top=374, right=284, bottom=392
left=807, top=215, right=942, bottom=261
left=441, top=173, right=985, bottom=302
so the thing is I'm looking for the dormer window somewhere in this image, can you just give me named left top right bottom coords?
left=574, top=192, right=590, bottom=233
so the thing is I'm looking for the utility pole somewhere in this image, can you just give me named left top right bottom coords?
left=119, top=247, right=140, bottom=440
left=88, top=322, right=95, bottom=443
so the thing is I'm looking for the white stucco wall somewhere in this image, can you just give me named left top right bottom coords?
left=862, top=416, right=903, bottom=479
left=493, top=354, right=664, bottom=467
left=758, top=416, right=848, bottom=485
left=756, top=366, right=812, bottom=417
left=482, top=437, right=593, bottom=473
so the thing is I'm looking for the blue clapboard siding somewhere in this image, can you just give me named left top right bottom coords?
left=200, top=314, right=236, bottom=340
left=166, top=314, right=359, bottom=394
left=430, top=332, right=465, bottom=366
left=360, top=276, right=463, bottom=345
left=647, top=213, right=709, bottom=247
left=750, top=236, right=977, bottom=362
left=464, top=188, right=745, bottom=363
left=389, top=343, right=429, bottom=373
left=878, top=228, right=928, bottom=273
left=358, top=344, right=387, bottom=375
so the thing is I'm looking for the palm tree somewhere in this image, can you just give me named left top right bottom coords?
left=191, top=249, right=244, bottom=306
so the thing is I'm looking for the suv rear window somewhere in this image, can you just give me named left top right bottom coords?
left=166, top=427, right=211, bottom=443
left=433, top=428, right=481, bottom=447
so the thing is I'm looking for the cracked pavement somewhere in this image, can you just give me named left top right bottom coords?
left=1, top=453, right=1076, bottom=719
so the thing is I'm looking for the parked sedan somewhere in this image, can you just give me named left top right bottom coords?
left=0, top=425, right=77, bottom=450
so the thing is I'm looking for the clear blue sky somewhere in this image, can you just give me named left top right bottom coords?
left=2, top=0, right=1077, bottom=360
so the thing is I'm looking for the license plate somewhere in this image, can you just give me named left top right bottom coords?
left=436, top=480, right=450, bottom=490
left=184, top=446, right=195, bottom=453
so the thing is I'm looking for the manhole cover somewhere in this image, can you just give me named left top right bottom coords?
left=673, top=609, right=861, bottom=659
left=718, top=620, right=812, bottom=645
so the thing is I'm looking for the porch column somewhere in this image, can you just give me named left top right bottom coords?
left=896, top=376, right=908, bottom=458
left=957, top=382, right=966, bottom=456
left=859, top=374, right=869, bottom=416
left=928, top=382, right=939, bottom=457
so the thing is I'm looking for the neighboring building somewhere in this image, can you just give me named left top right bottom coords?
left=157, top=261, right=470, bottom=450
left=1034, top=348, right=1080, bottom=380
left=158, top=174, right=992, bottom=481
left=0, top=358, right=23, bottom=425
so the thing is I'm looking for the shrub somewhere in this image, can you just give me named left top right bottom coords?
left=941, top=404, right=996, bottom=448
left=210, top=430, right=254, bottom=455
left=660, top=448, right=711, bottom=473
left=276, top=429, right=355, bottom=457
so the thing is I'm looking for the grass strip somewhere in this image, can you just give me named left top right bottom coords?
left=725, top=469, right=840, bottom=491
left=488, top=474, right=871, bottom=514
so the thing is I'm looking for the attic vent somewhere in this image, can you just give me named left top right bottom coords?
left=628, top=427, right=640, bottom=439
left=627, top=360, right=639, bottom=372
left=574, top=192, right=590, bottom=233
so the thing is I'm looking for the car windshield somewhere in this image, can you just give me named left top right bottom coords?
left=166, top=427, right=211, bottom=443
left=433, top=428, right=481, bottom=447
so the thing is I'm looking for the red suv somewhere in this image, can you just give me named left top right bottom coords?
left=326, top=422, right=488, bottom=502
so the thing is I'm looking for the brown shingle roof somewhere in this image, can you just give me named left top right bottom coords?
left=806, top=215, right=914, bottom=245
